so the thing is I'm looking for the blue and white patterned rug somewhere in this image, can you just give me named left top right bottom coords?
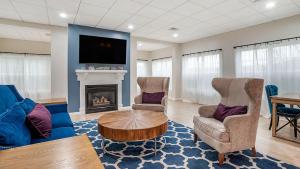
left=74, top=120, right=299, bottom=169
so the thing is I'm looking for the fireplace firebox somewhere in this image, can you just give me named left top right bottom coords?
left=85, top=85, right=118, bottom=113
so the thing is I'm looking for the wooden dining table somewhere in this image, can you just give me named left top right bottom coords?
left=271, top=93, right=300, bottom=143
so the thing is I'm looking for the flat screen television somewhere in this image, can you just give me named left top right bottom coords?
left=79, top=35, right=127, bottom=64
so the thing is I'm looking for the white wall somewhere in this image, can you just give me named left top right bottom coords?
left=181, top=14, right=300, bottom=77
left=50, top=28, right=68, bottom=99
left=0, top=38, right=50, bottom=54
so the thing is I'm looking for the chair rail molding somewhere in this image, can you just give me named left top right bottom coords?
left=75, top=69, right=127, bottom=113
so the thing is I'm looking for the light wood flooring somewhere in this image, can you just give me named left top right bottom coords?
left=70, top=100, right=300, bottom=167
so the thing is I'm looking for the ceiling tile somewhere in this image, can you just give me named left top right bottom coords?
left=191, top=10, right=219, bottom=21
left=21, top=13, right=49, bottom=24
left=136, top=6, right=166, bottom=19
left=0, top=9, right=20, bottom=20
left=170, top=2, right=205, bottom=16
left=126, top=15, right=153, bottom=25
left=75, top=14, right=101, bottom=27
left=189, top=0, right=226, bottom=8
left=98, top=10, right=132, bottom=29
left=0, top=0, right=15, bottom=10
left=210, top=0, right=246, bottom=15
left=77, top=3, right=108, bottom=17
left=149, top=0, right=187, bottom=11
left=81, top=0, right=116, bottom=8
left=48, top=9, right=75, bottom=26
left=46, top=0, right=80, bottom=13
left=226, top=7, right=259, bottom=20
left=11, top=0, right=46, bottom=7
left=12, top=1, right=47, bottom=15
left=110, top=0, right=145, bottom=14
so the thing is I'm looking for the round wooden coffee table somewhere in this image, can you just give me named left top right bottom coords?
left=98, top=109, right=168, bottom=157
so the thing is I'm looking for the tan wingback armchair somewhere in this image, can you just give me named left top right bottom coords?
left=193, top=78, right=264, bottom=165
left=132, top=77, right=170, bottom=113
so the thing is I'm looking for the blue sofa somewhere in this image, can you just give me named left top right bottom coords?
left=0, top=85, right=76, bottom=150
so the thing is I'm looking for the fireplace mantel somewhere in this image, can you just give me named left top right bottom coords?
left=75, top=69, right=127, bottom=113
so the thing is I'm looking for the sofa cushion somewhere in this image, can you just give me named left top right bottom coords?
left=30, top=127, right=75, bottom=144
left=18, top=98, right=37, bottom=115
left=0, top=104, right=31, bottom=146
left=142, top=92, right=164, bottom=104
left=51, top=112, right=73, bottom=128
left=0, top=85, right=18, bottom=113
left=27, top=104, right=52, bottom=138
left=193, top=116, right=230, bottom=142
left=213, top=103, right=248, bottom=122
left=132, top=104, right=164, bottom=112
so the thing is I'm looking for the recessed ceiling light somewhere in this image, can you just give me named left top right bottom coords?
left=128, top=24, right=134, bottom=30
left=59, top=12, right=67, bottom=18
left=137, top=43, right=142, bottom=47
left=172, top=33, right=178, bottom=38
left=265, top=1, right=276, bottom=9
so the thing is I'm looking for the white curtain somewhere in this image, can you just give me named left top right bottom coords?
left=0, top=53, right=51, bottom=100
left=137, top=60, right=149, bottom=77
left=137, top=60, right=149, bottom=93
left=152, top=57, right=172, bottom=92
left=182, top=51, right=221, bottom=104
left=235, top=38, right=300, bottom=116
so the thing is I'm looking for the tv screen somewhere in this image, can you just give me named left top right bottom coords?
left=79, top=35, right=127, bottom=64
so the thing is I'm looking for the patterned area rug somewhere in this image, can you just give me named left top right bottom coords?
left=74, top=120, right=299, bottom=169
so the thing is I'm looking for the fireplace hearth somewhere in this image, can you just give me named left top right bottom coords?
left=85, top=85, right=118, bottom=113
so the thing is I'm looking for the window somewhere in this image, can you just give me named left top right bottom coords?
left=182, top=51, right=221, bottom=104
left=0, top=53, right=51, bottom=100
left=235, top=38, right=300, bottom=115
left=152, top=57, right=172, bottom=92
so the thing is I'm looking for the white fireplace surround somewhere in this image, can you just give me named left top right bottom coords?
left=75, top=69, right=127, bottom=114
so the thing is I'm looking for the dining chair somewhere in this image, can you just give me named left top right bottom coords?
left=265, top=85, right=300, bottom=137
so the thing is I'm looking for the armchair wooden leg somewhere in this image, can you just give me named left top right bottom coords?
left=252, top=147, right=256, bottom=157
left=218, top=153, right=224, bottom=166
left=193, top=132, right=197, bottom=143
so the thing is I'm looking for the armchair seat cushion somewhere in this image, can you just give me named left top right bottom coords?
left=277, top=107, right=300, bottom=117
left=132, top=104, right=164, bottom=112
left=193, top=116, right=230, bottom=142
left=51, top=112, right=74, bottom=128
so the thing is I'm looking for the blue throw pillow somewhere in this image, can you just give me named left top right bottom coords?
left=0, top=86, right=18, bottom=113
left=18, top=98, right=37, bottom=115
left=0, top=104, right=31, bottom=146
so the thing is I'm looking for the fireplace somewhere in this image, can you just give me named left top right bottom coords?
left=85, top=85, right=118, bottom=113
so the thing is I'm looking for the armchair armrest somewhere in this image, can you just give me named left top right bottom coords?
left=134, top=94, right=142, bottom=104
left=45, top=103, right=68, bottom=114
left=198, top=105, right=217, bottom=117
left=223, top=114, right=252, bottom=145
left=161, top=96, right=168, bottom=106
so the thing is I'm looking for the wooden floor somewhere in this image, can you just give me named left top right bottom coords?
left=70, top=100, right=300, bottom=167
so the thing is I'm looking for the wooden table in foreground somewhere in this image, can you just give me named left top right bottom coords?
left=36, top=98, right=67, bottom=105
left=0, top=135, right=104, bottom=169
left=271, top=93, right=300, bottom=143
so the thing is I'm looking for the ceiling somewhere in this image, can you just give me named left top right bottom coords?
left=0, top=24, right=51, bottom=42
left=137, top=41, right=171, bottom=51
left=0, top=0, right=300, bottom=43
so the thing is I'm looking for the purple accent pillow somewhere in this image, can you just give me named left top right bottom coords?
left=26, top=104, right=52, bottom=138
left=213, top=103, right=248, bottom=122
left=142, top=92, right=165, bottom=104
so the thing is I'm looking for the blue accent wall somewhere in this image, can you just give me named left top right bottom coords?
left=68, top=24, right=131, bottom=112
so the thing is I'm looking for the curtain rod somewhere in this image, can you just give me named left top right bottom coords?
left=137, top=59, right=149, bottom=61
left=0, top=52, right=50, bottom=55
left=233, top=36, right=300, bottom=49
left=182, top=49, right=222, bottom=56
left=152, top=56, right=172, bottom=61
